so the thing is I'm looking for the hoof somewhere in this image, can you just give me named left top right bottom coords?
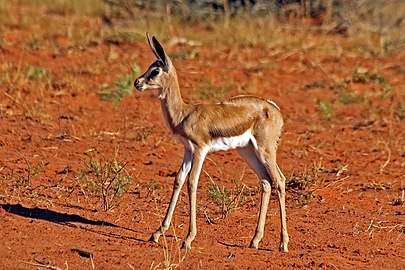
left=249, top=240, right=259, bottom=249
left=249, top=243, right=259, bottom=249
left=279, top=243, right=289, bottom=253
left=149, top=232, right=160, bottom=243
left=181, top=241, right=192, bottom=250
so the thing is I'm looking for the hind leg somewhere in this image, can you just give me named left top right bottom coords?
left=250, top=180, right=272, bottom=249
left=257, top=147, right=289, bottom=252
left=275, top=164, right=289, bottom=252
left=237, top=145, right=272, bottom=249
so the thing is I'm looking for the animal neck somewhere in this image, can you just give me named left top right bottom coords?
left=158, top=69, right=191, bottom=132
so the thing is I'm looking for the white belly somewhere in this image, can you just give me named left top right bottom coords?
left=175, top=130, right=255, bottom=153
left=208, top=130, right=252, bottom=152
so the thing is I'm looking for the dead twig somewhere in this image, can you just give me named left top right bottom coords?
left=21, top=261, right=64, bottom=270
left=379, top=140, right=391, bottom=173
left=366, top=219, right=405, bottom=237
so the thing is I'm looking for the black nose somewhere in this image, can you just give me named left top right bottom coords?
left=134, top=78, right=140, bottom=89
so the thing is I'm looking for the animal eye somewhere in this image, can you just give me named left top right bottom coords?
left=150, top=69, right=160, bottom=78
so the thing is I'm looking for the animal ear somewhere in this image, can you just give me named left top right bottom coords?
left=151, top=36, right=172, bottom=71
left=146, top=32, right=160, bottom=60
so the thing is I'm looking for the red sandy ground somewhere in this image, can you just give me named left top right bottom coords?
left=0, top=32, right=404, bottom=269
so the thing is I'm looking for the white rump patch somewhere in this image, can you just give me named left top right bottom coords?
left=208, top=130, right=254, bottom=152
left=267, top=100, right=280, bottom=110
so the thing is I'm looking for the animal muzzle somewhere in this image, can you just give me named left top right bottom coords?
left=134, top=77, right=145, bottom=91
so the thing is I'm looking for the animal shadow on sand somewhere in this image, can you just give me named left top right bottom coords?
left=1, top=203, right=144, bottom=242
left=217, top=240, right=273, bottom=252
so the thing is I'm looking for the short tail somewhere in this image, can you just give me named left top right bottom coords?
left=267, top=100, right=280, bottom=111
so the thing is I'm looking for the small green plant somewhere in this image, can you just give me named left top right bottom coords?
left=78, top=151, right=132, bottom=211
left=76, top=170, right=99, bottom=194
left=99, top=63, right=140, bottom=106
left=317, top=100, right=335, bottom=121
left=135, top=127, right=152, bottom=143
left=25, top=65, right=47, bottom=81
left=206, top=177, right=250, bottom=217
left=145, top=181, right=161, bottom=197
left=296, top=190, right=317, bottom=206
left=24, top=101, right=49, bottom=124
left=351, top=69, right=393, bottom=99
left=287, top=163, right=324, bottom=206
left=32, top=161, right=46, bottom=177
left=288, top=172, right=316, bottom=191
left=101, top=161, right=131, bottom=211
left=337, top=86, right=364, bottom=104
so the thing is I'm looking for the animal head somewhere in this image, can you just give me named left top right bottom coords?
left=134, top=33, right=173, bottom=92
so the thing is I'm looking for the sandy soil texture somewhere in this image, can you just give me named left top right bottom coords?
left=0, top=4, right=404, bottom=269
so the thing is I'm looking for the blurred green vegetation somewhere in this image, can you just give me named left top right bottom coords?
left=0, top=0, right=403, bottom=55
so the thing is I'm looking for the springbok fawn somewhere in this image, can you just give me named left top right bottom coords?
left=134, top=34, right=289, bottom=252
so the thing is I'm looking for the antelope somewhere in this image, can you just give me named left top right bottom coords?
left=134, top=34, right=289, bottom=252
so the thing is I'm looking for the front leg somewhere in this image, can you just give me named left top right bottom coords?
left=182, top=148, right=208, bottom=250
left=150, top=149, right=192, bottom=243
